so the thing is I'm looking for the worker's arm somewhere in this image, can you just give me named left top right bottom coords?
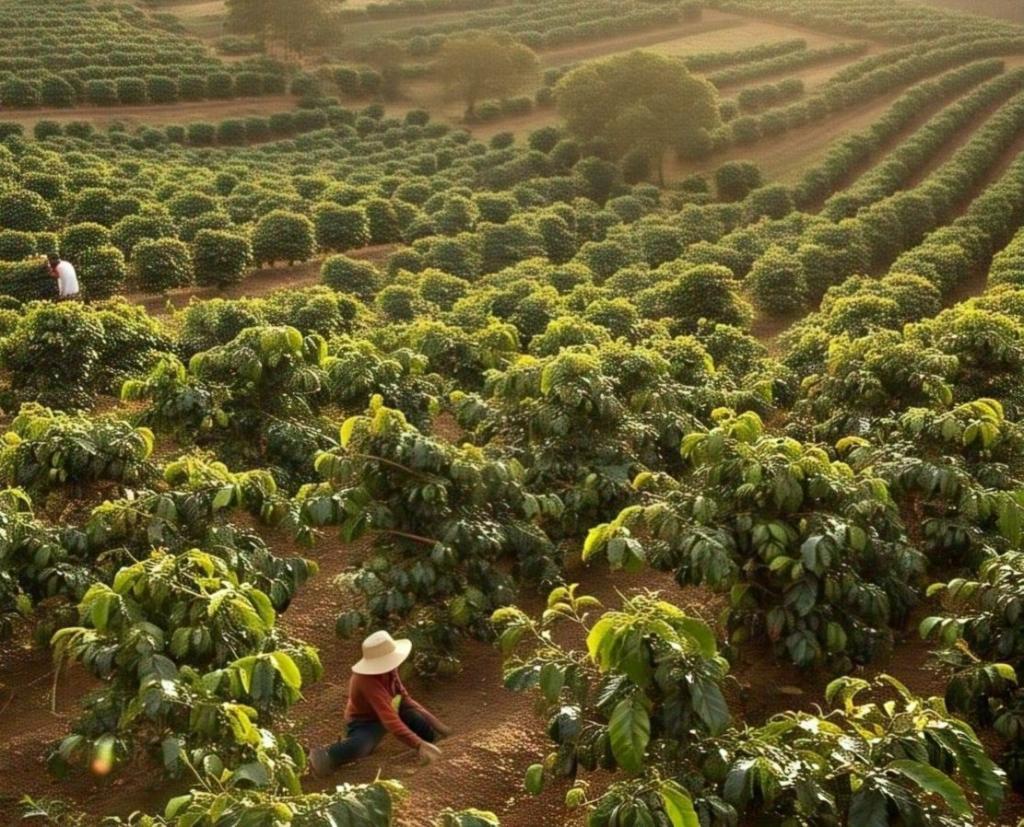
left=396, top=675, right=448, bottom=734
left=358, top=677, right=425, bottom=749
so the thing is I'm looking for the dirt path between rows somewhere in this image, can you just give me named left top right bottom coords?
left=127, top=244, right=397, bottom=318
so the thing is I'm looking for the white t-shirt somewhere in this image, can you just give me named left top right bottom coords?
left=55, top=260, right=79, bottom=297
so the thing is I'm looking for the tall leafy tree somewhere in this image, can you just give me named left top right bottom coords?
left=434, top=33, right=539, bottom=118
left=556, top=51, right=720, bottom=179
left=225, top=0, right=337, bottom=51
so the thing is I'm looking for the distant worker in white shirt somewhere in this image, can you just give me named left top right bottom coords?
left=46, top=253, right=80, bottom=301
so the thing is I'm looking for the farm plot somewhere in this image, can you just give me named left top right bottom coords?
left=4, top=0, right=1024, bottom=826
left=0, top=0, right=287, bottom=110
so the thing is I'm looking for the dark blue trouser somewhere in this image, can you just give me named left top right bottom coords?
left=326, top=702, right=436, bottom=768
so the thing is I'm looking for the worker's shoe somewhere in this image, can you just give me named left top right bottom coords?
left=309, top=747, right=333, bottom=778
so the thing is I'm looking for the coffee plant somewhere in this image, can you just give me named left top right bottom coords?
left=297, top=395, right=561, bottom=674
left=0, top=404, right=155, bottom=495
left=923, top=551, right=1024, bottom=787
left=50, top=546, right=320, bottom=783
left=585, top=409, right=924, bottom=669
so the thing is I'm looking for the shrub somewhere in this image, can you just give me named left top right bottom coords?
left=60, top=223, right=111, bottom=262
left=359, top=69, right=382, bottom=96
left=179, top=212, right=232, bottom=244
left=321, top=254, right=383, bottom=301
left=178, top=75, right=207, bottom=101
left=40, top=75, right=76, bottom=107
left=68, top=188, right=116, bottom=226
left=187, top=122, right=217, bottom=146
left=745, top=185, right=794, bottom=221
left=730, top=116, right=761, bottom=144
left=0, top=230, right=35, bottom=261
left=269, top=112, right=295, bottom=135
left=165, top=125, right=186, bottom=143
left=146, top=75, right=178, bottom=104
left=78, top=245, right=128, bottom=300
left=234, top=72, right=264, bottom=97
left=621, top=148, right=652, bottom=184
left=528, top=126, right=561, bottom=153
left=0, top=260, right=51, bottom=303
left=290, top=73, right=321, bottom=98
left=251, top=210, right=316, bottom=266
left=33, top=120, right=62, bottom=141
left=216, top=119, right=248, bottom=144
left=419, top=269, right=469, bottom=310
left=0, top=190, right=52, bottom=232
left=747, top=246, right=808, bottom=316
left=84, top=79, right=118, bottom=106
left=116, top=77, right=148, bottom=105
left=193, top=229, right=253, bottom=288
left=293, top=108, right=328, bottom=132
left=111, top=213, right=176, bottom=258
left=22, top=173, right=64, bottom=203
left=236, top=117, right=267, bottom=143
left=638, top=263, right=751, bottom=334
left=474, top=192, right=518, bottom=224
left=364, top=198, right=401, bottom=244
left=207, top=72, right=235, bottom=99
left=490, top=132, right=515, bottom=150
left=587, top=410, right=924, bottom=670
left=715, top=160, right=762, bottom=201
left=0, top=303, right=106, bottom=406
left=374, top=284, right=424, bottom=321
left=131, top=237, right=194, bottom=293
left=1, top=79, right=39, bottom=108
left=334, top=67, right=361, bottom=96
left=313, top=203, right=371, bottom=252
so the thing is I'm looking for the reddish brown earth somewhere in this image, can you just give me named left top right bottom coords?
left=3, top=502, right=1024, bottom=824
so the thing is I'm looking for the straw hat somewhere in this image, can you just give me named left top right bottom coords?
left=352, top=630, right=412, bottom=675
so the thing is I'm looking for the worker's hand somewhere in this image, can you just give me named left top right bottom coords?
left=434, top=722, right=452, bottom=739
left=418, top=741, right=442, bottom=765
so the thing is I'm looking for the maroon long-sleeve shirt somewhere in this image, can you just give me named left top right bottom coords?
left=345, top=669, right=442, bottom=749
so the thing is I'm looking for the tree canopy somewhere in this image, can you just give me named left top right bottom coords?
left=434, top=33, right=539, bottom=117
left=555, top=51, right=720, bottom=175
left=225, top=0, right=339, bottom=50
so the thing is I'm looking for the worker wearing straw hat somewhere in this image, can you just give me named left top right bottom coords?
left=310, top=631, right=450, bottom=776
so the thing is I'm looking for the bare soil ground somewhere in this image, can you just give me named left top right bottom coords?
left=5, top=509, right=1022, bottom=824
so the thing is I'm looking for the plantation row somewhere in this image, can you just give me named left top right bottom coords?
left=703, top=35, right=1024, bottom=155
left=819, top=67, right=1024, bottom=220
left=704, top=40, right=867, bottom=86
left=346, top=0, right=701, bottom=59
left=711, top=0, right=1022, bottom=41
left=7, top=3, right=1024, bottom=823
left=5, top=228, right=1024, bottom=823
left=0, top=106, right=684, bottom=300
left=793, top=58, right=1008, bottom=207
left=680, top=36, right=808, bottom=72
left=337, top=0, right=504, bottom=20
left=548, top=33, right=1024, bottom=166
left=0, top=0, right=286, bottom=108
